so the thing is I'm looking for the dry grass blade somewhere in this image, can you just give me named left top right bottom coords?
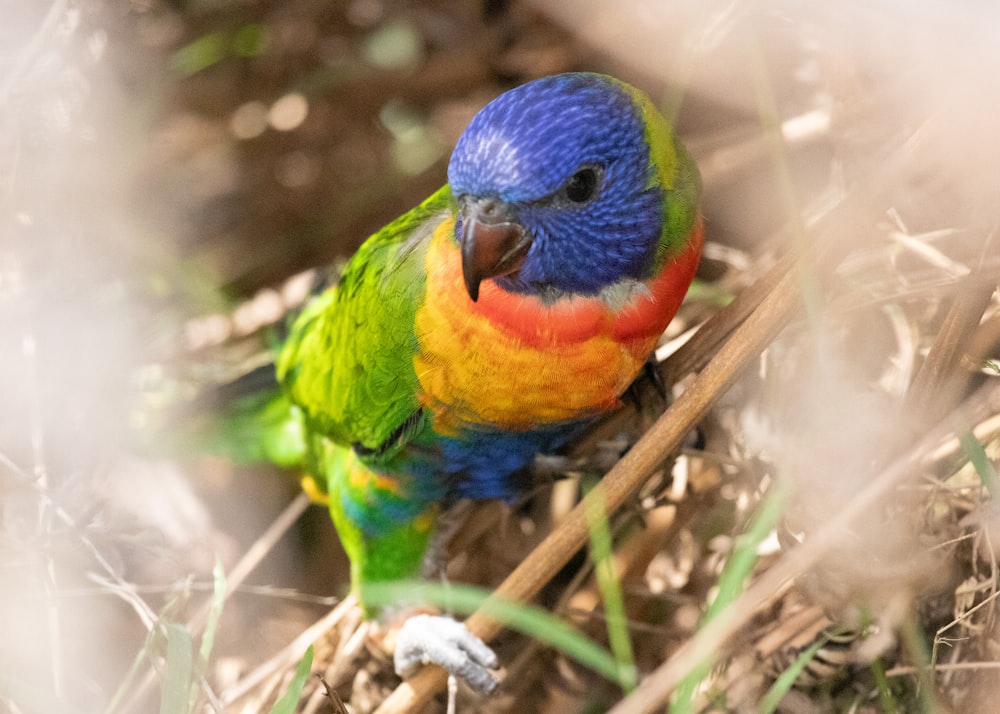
left=195, top=492, right=312, bottom=632
left=906, top=277, right=997, bottom=419
left=605, top=377, right=1000, bottom=714
left=219, top=596, right=357, bottom=710
left=115, top=492, right=312, bottom=713
left=373, top=248, right=808, bottom=713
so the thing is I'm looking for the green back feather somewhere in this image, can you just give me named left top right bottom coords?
left=212, top=389, right=307, bottom=467
left=276, top=186, right=453, bottom=453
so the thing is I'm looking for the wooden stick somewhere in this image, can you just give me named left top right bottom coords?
left=661, top=253, right=795, bottom=386
left=906, top=278, right=996, bottom=419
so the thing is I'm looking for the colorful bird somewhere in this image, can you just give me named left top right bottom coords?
left=274, top=72, right=702, bottom=692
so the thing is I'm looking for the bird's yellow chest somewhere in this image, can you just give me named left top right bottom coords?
left=412, top=220, right=656, bottom=434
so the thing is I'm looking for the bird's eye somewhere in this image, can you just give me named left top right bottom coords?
left=564, top=167, right=599, bottom=203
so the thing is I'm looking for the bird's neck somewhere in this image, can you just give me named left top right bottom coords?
left=428, top=217, right=702, bottom=347
left=411, top=218, right=702, bottom=433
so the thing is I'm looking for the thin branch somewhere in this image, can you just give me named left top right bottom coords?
left=906, top=280, right=996, bottom=419
left=219, top=595, right=357, bottom=709
left=117, top=492, right=312, bottom=713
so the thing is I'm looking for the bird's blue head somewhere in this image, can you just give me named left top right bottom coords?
left=448, top=73, right=668, bottom=301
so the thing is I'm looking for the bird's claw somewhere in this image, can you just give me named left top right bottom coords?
left=622, top=356, right=667, bottom=411
left=394, top=613, right=499, bottom=695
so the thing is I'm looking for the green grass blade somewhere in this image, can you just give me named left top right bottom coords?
left=171, top=33, right=227, bottom=76
left=267, top=645, right=314, bottom=714
left=958, top=429, right=999, bottom=497
left=362, top=580, right=629, bottom=687
left=671, top=480, right=791, bottom=714
left=711, top=481, right=789, bottom=621
left=160, top=624, right=194, bottom=714
left=198, top=559, right=227, bottom=667
left=105, top=627, right=157, bottom=714
left=584, top=481, right=638, bottom=691
left=171, top=25, right=268, bottom=76
left=757, top=637, right=826, bottom=714
left=870, top=657, right=898, bottom=714
left=899, top=612, right=940, bottom=713
left=187, top=560, right=227, bottom=712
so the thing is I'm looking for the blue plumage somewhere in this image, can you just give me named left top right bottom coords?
left=439, top=423, right=581, bottom=501
left=448, top=73, right=664, bottom=296
left=337, top=428, right=565, bottom=538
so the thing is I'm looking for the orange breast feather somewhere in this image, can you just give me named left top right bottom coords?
left=413, top=218, right=702, bottom=433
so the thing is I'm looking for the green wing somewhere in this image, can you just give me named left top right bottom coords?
left=277, top=185, right=453, bottom=453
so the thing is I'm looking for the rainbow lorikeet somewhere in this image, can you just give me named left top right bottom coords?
left=272, top=72, right=702, bottom=692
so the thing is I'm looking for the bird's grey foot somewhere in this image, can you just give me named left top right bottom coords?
left=393, top=613, right=499, bottom=695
